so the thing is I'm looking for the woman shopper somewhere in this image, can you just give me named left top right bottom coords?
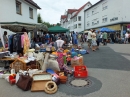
left=91, top=30, right=97, bottom=51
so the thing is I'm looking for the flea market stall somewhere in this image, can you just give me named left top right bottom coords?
left=0, top=22, right=89, bottom=95
left=0, top=22, right=48, bottom=67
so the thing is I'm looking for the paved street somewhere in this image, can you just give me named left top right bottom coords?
left=0, top=44, right=130, bottom=97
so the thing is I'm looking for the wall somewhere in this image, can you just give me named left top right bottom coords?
left=0, top=0, right=37, bottom=23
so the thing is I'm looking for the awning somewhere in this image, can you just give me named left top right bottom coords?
left=48, top=26, right=69, bottom=33
left=0, top=22, right=48, bottom=32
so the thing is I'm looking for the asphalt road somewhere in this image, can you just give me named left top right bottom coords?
left=0, top=44, right=130, bottom=97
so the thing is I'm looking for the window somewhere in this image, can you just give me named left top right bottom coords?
left=73, top=17, right=77, bottom=22
left=78, top=16, right=81, bottom=21
left=110, top=17, right=118, bottom=22
left=78, top=23, right=81, bottom=28
left=92, top=11, right=94, bottom=15
left=29, top=7, right=33, bottom=19
left=87, top=12, right=89, bottom=17
left=102, top=17, right=107, bottom=23
left=16, top=0, right=21, bottom=14
left=102, top=2, right=108, bottom=10
left=87, top=22, right=89, bottom=27
left=92, top=22, right=94, bottom=25
left=74, top=24, right=77, bottom=29
left=97, top=21, right=99, bottom=24
left=92, top=18, right=99, bottom=25
left=92, top=7, right=98, bottom=15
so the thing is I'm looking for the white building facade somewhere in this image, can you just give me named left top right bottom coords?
left=60, top=2, right=92, bottom=33
left=0, top=0, right=40, bottom=35
left=84, top=0, right=130, bottom=36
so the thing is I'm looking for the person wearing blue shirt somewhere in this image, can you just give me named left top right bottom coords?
left=72, top=31, right=78, bottom=48
left=45, top=33, right=50, bottom=44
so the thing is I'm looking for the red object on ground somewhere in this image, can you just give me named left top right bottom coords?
left=10, top=79, right=16, bottom=85
left=74, top=65, right=88, bottom=78
left=9, top=75, right=14, bottom=81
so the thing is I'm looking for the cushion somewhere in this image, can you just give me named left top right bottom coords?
left=47, top=59, right=60, bottom=71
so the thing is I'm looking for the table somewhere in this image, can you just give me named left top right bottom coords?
left=0, top=57, right=16, bottom=67
left=0, top=51, right=10, bottom=59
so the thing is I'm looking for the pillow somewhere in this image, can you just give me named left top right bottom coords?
left=47, top=59, right=60, bottom=71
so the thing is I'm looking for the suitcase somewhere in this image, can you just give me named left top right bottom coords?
left=74, top=66, right=88, bottom=78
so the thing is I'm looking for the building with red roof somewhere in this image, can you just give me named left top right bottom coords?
left=60, top=2, right=92, bottom=33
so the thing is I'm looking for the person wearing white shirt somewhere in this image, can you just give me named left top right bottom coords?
left=55, top=37, right=64, bottom=48
left=87, top=29, right=93, bottom=48
left=125, top=32, right=129, bottom=44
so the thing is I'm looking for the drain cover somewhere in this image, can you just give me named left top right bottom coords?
left=58, top=76, right=102, bottom=96
left=71, top=79, right=88, bottom=87
left=69, top=78, right=92, bottom=88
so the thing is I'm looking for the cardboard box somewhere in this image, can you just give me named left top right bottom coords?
left=71, top=56, right=84, bottom=67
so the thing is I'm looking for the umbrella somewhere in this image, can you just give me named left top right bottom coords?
left=99, top=27, right=115, bottom=33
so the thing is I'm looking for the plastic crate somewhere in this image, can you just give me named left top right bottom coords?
left=74, top=65, right=88, bottom=78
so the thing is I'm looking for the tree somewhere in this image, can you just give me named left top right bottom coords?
left=37, top=13, right=55, bottom=28
left=37, top=13, right=43, bottom=23
left=56, top=23, right=61, bottom=26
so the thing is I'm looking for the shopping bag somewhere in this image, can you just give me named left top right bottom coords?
left=16, top=73, right=33, bottom=91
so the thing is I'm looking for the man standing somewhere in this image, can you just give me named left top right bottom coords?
left=87, top=29, right=93, bottom=48
left=102, top=31, right=108, bottom=45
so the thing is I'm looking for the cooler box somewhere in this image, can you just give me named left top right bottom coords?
left=74, top=66, right=88, bottom=78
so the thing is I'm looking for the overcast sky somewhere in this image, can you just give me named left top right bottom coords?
left=33, top=0, right=99, bottom=24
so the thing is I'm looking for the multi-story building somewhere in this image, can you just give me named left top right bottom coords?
left=61, top=0, right=130, bottom=36
left=0, top=0, right=40, bottom=23
left=60, top=2, right=92, bottom=33
left=0, top=0, right=41, bottom=35
left=84, top=0, right=130, bottom=36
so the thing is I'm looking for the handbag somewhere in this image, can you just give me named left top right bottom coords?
left=16, top=73, right=33, bottom=91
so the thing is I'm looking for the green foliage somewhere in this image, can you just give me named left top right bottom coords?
left=56, top=23, right=61, bottom=26
left=37, top=13, right=43, bottom=23
left=37, top=13, right=61, bottom=28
